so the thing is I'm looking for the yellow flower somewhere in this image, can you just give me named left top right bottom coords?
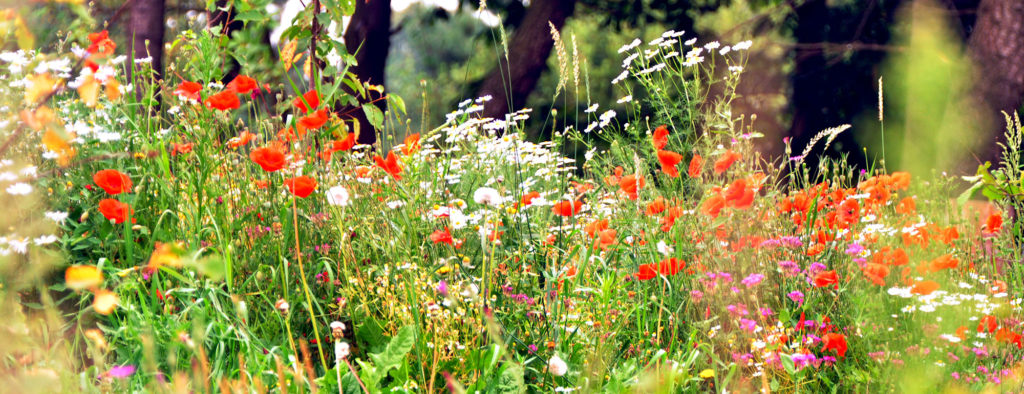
left=92, top=289, right=119, bottom=315
left=699, top=369, right=714, bottom=379
left=147, top=242, right=184, bottom=270
left=65, top=265, right=103, bottom=291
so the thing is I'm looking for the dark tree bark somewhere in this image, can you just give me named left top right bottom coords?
left=342, top=0, right=392, bottom=146
left=477, top=0, right=576, bottom=119
left=967, top=0, right=1024, bottom=162
left=128, top=0, right=166, bottom=81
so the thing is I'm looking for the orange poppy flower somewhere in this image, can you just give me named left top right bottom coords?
left=205, top=91, right=240, bottom=111
left=584, top=219, right=609, bottom=238
left=283, top=176, right=318, bottom=198
left=813, top=270, right=839, bottom=288
left=170, top=142, right=194, bottom=156
left=93, top=169, right=133, bottom=195
left=249, top=145, right=287, bottom=172
left=861, top=263, right=890, bottom=286
left=910, top=280, right=940, bottom=295
left=98, top=198, right=134, bottom=224
left=373, top=151, right=404, bottom=180
left=657, top=150, right=683, bottom=178
left=402, top=133, right=421, bottom=156
left=227, top=131, right=257, bottom=148
left=293, top=90, right=320, bottom=113
left=551, top=200, right=583, bottom=217
left=173, top=80, right=202, bottom=101
left=618, top=174, right=645, bottom=200
left=713, top=150, right=741, bottom=174
left=226, top=75, right=258, bottom=94
left=927, top=254, right=959, bottom=273
left=652, top=125, right=669, bottom=149
left=688, top=154, right=703, bottom=178
left=298, top=108, right=329, bottom=130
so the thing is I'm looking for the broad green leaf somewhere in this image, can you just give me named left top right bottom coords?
left=362, top=104, right=384, bottom=131
left=368, top=325, right=415, bottom=373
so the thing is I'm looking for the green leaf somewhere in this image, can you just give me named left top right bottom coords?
left=496, top=363, right=526, bottom=394
left=957, top=182, right=983, bottom=206
left=389, top=94, right=406, bottom=116
left=369, top=325, right=416, bottom=373
left=362, top=104, right=384, bottom=131
left=234, top=10, right=265, bottom=22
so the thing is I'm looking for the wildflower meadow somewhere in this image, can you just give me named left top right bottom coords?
left=1, top=1, right=1024, bottom=393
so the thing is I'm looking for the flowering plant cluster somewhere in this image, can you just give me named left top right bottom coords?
left=0, top=9, right=1022, bottom=393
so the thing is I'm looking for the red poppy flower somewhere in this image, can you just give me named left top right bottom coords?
left=227, top=131, right=257, bottom=148
left=226, top=75, right=258, bottom=94
left=373, top=151, right=403, bottom=180
left=657, top=150, right=683, bottom=177
left=635, top=264, right=658, bottom=281
left=701, top=193, right=726, bottom=218
left=984, top=213, right=1003, bottom=234
left=821, top=333, right=847, bottom=358
left=618, top=174, right=645, bottom=200
left=283, top=176, right=318, bottom=198
left=594, top=229, right=617, bottom=249
left=401, top=133, right=421, bottom=156
left=656, top=258, right=685, bottom=276
left=430, top=228, right=454, bottom=245
left=652, top=125, right=669, bottom=150
left=551, top=200, right=583, bottom=217
left=645, top=197, right=666, bottom=216
left=173, top=81, right=202, bottom=101
left=978, top=315, right=998, bottom=333
left=332, top=133, right=356, bottom=152
left=205, top=91, right=240, bottom=111
left=584, top=219, right=609, bottom=238
left=98, top=198, right=134, bottom=224
left=86, top=30, right=116, bottom=56
left=170, top=142, right=194, bottom=156
left=93, top=169, right=133, bottom=195
left=813, top=270, right=839, bottom=288
left=249, top=145, right=287, bottom=172
left=723, top=179, right=754, bottom=209
left=520, top=191, right=541, bottom=207
left=688, top=154, right=703, bottom=178
left=293, top=90, right=320, bottom=113
left=713, top=150, right=741, bottom=174
left=860, top=263, right=889, bottom=286
left=298, top=108, right=329, bottom=130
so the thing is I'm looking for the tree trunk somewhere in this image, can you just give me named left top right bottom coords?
left=342, top=0, right=392, bottom=146
left=967, top=0, right=1024, bottom=163
left=129, top=0, right=166, bottom=81
left=477, top=0, right=576, bottom=120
